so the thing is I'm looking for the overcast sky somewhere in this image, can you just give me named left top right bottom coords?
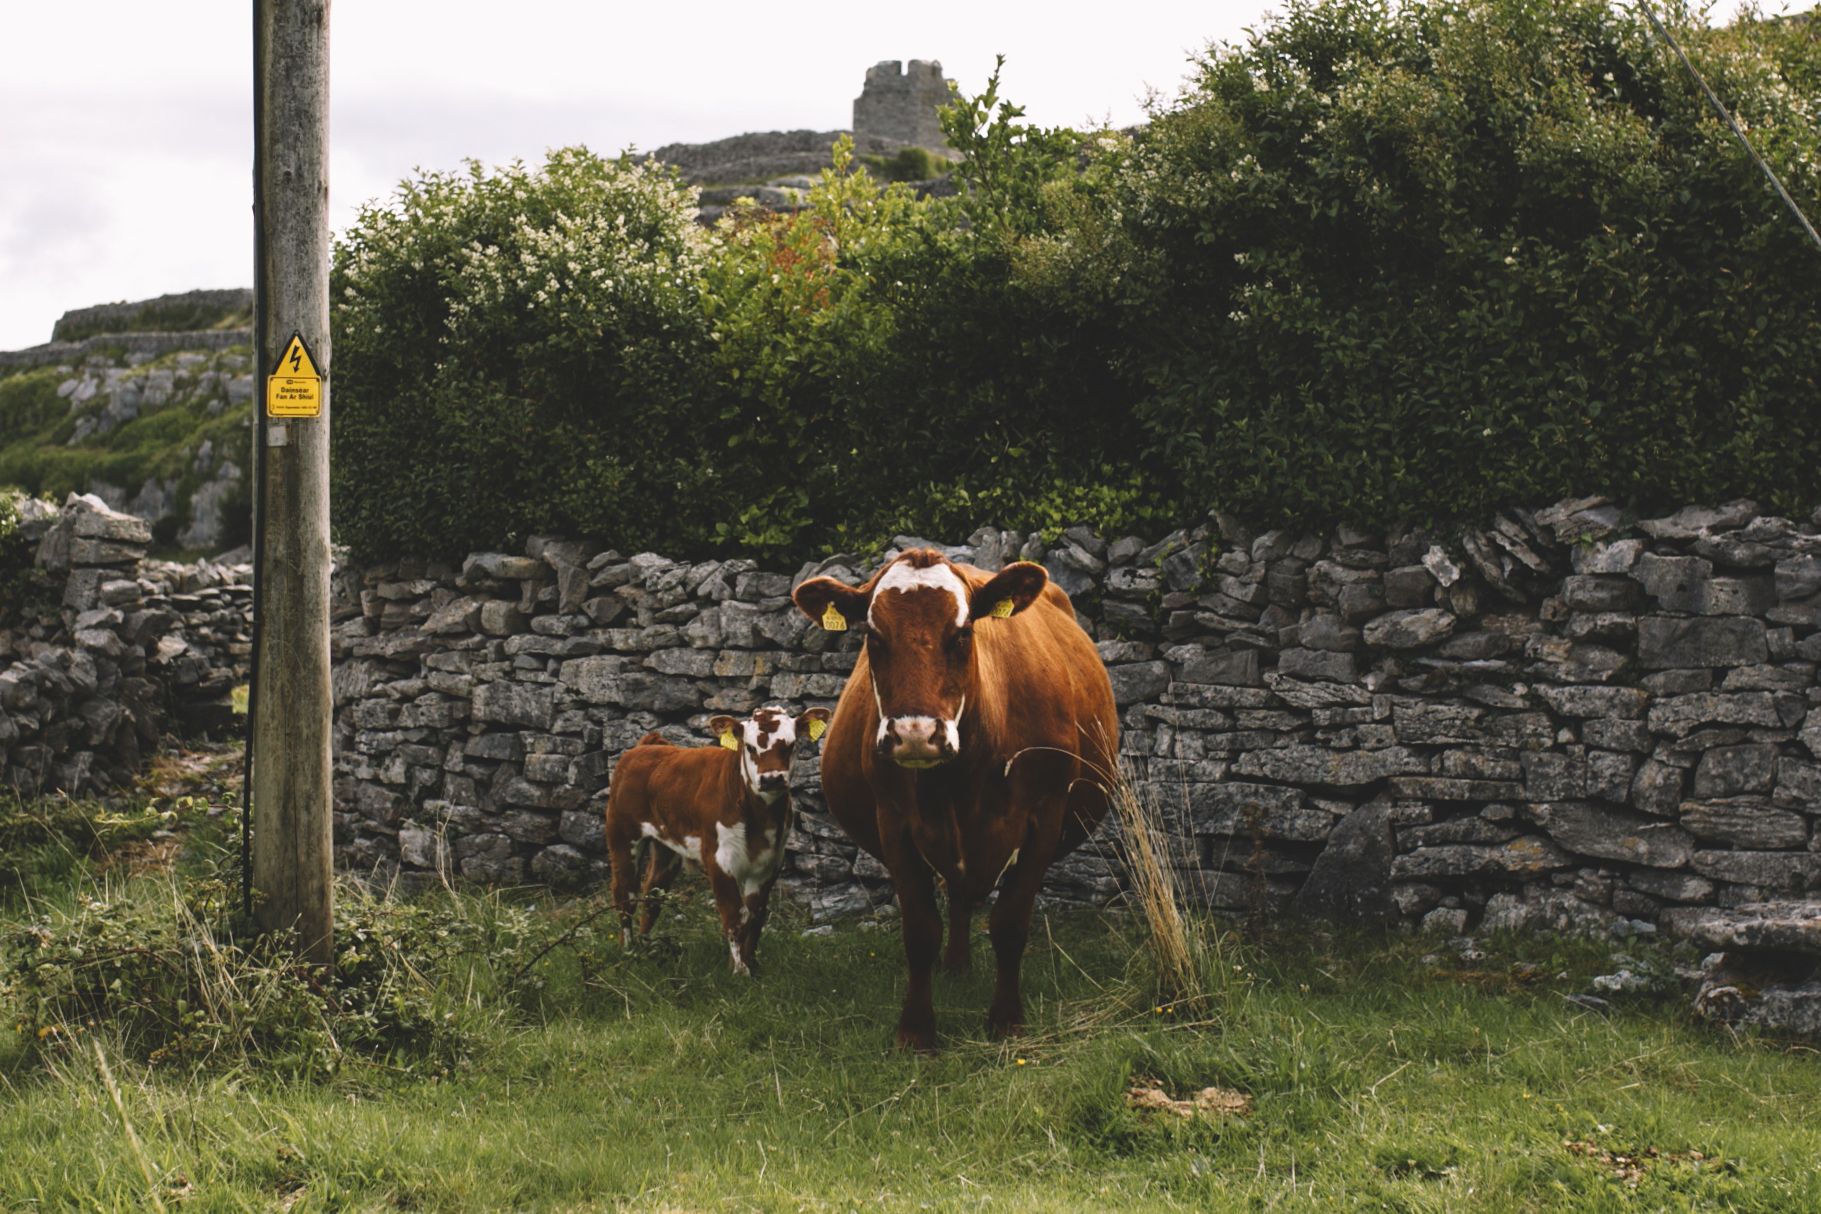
left=0, top=0, right=1294, bottom=353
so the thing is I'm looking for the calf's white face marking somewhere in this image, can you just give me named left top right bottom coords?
left=726, top=708, right=801, bottom=800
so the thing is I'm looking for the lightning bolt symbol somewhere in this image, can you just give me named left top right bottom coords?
left=288, top=344, right=302, bottom=373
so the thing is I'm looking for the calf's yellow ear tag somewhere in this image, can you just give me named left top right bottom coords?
left=719, top=730, right=740, bottom=751
left=990, top=598, right=1015, bottom=619
left=821, top=602, right=848, bottom=631
left=806, top=718, right=828, bottom=742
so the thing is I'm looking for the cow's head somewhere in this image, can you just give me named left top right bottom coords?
left=709, top=705, right=831, bottom=800
left=792, top=551, right=1048, bottom=768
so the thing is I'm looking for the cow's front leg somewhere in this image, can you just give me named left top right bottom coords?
left=882, top=831, right=942, bottom=1051
left=983, top=832, right=1056, bottom=1039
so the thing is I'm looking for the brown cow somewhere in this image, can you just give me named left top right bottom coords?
left=605, top=706, right=829, bottom=974
left=791, top=550, right=1117, bottom=1049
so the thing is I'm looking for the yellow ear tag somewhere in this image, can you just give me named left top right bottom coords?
left=806, top=718, right=827, bottom=742
left=990, top=598, right=1015, bottom=619
left=821, top=602, right=848, bottom=631
left=719, top=731, right=740, bottom=751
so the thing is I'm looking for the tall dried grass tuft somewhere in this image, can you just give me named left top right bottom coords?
left=1108, top=757, right=1204, bottom=1008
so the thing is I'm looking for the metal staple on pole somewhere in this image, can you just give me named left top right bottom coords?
left=1636, top=0, right=1821, bottom=255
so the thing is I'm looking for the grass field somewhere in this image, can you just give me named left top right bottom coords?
left=4, top=795, right=1820, bottom=1212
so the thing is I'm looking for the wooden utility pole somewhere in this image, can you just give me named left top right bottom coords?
left=250, top=0, right=334, bottom=966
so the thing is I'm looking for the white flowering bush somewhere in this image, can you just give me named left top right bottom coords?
left=332, top=148, right=714, bottom=559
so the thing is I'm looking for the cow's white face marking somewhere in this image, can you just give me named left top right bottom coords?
left=870, top=560, right=969, bottom=629
left=716, top=822, right=783, bottom=896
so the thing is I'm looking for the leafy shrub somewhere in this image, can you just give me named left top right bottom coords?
left=3, top=879, right=477, bottom=1077
left=330, top=5, right=1821, bottom=565
left=332, top=147, right=716, bottom=562
left=1065, top=0, right=1821, bottom=527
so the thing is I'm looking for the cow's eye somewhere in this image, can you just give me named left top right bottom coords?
left=952, top=627, right=974, bottom=648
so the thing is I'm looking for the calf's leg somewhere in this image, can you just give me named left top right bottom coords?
left=637, top=845, right=684, bottom=936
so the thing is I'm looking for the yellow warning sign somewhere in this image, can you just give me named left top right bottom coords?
left=266, top=332, right=322, bottom=418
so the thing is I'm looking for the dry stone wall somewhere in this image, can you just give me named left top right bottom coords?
left=1, top=495, right=252, bottom=798
left=333, top=497, right=1821, bottom=939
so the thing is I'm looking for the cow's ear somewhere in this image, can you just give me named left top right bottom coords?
left=793, top=577, right=870, bottom=632
left=708, top=715, right=741, bottom=750
left=969, top=562, right=1048, bottom=623
left=796, top=707, right=832, bottom=743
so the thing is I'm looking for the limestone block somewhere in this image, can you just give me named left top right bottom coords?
left=1382, top=566, right=1435, bottom=608
left=1263, top=673, right=1369, bottom=708
left=1292, top=800, right=1398, bottom=920
left=1647, top=691, right=1783, bottom=736
left=1773, top=555, right=1821, bottom=601
left=646, top=648, right=718, bottom=678
left=1689, top=850, right=1818, bottom=891
left=1678, top=798, right=1808, bottom=849
left=1527, top=800, right=1695, bottom=867
left=472, top=681, right=555, bottom=729
left=1235, top=744, right=1426, bottom=786
left=1363, top=608, right=1456, bottom=649
left=1387, top=776, right=1525, bottom=801
left=1774, top=757, right=1821, bottom=808
left=1628, top=868, right=1714, bottom=903
left=1536, top=684, right=1649, bottom=720
left=1637, top=500, right=1759, bottom=540
left=464, top=553, right=544, bottom=581
left=1630, top=760, right=1685, bottom=814
left=1692, top=744, right=1779, bottom=797
left=1523, top=752, right=1589, bottom=799
left=1586, top=750, right=1638, bottom=802
left=1389, top=835, right=1572, bottom=880
left=1392, top=700, right=1486, bottom=745
left=1397, top=817, right=1522, bottom=846
left=455, top=832, right=523, bottom=883
left=1562, top=575, right=1641, bottom=613
left=1107, top=662, right=1172, bottom=705
left=1571, top=538, right=1647, bottom=574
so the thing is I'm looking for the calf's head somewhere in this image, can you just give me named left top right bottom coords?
left=792, top=551, right=1048, bottom=768
left=709, top=706, right=831, bottom=799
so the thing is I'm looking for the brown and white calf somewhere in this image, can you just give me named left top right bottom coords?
left=604, top=706, right=829, bottom=974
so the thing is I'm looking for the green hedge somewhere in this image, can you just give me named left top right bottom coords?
left=330, top=0, right=1821, bottom=565
left=1067, top=0, right=1821, bottom=528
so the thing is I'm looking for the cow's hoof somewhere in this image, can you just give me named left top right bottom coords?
left=987, top=1008, right=1025, bottom=1040
left=895, top=1023, right=937, bottom=1054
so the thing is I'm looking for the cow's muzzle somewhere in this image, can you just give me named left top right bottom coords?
left=878, top=715, right=960, bottom=768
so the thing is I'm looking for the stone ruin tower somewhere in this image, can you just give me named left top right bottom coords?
left=853, top=59, right=955, bottom=153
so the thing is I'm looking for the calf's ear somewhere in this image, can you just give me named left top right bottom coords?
left=796, top=707, right=832, bottom=743
left=708, top=715, right=741, bottom=750
left=793, top=577, right=870, bottom=632
left=969, top=562, right=1049, bottom=623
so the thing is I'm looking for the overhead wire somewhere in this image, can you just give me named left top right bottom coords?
left=1634, top=0, right=1821, bottom=255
